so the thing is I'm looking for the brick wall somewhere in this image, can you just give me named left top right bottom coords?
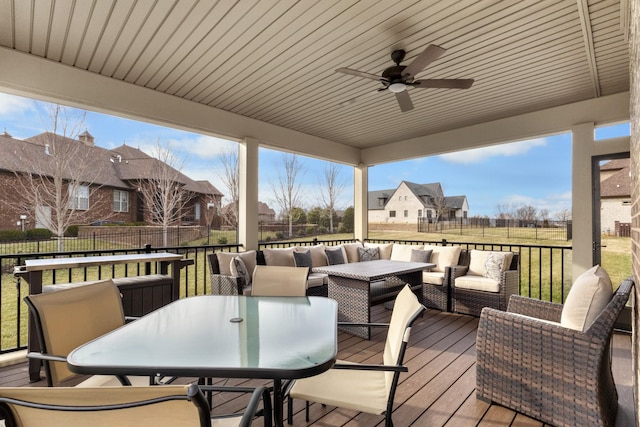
left=629, top=0, right=639, bottom=423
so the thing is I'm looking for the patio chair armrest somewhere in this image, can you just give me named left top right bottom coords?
left=26, top=352, right=66, bottom=363
left=336, top=322, right=390, bottom=328
left=200, top=385, right=271, bottom=427
left=448, top=265, right=469, bottom=282
left=209, top=273, right=244, bottom=295
left=332, top=362, right=408, bottom=373
left=478, top=307, right=597, bottom=369
left=506, top=294, right=563, bottom=322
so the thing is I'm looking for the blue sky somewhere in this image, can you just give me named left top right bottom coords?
left=0, top=92, right=629, bottom=218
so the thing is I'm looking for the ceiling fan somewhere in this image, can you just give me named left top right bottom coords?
left=336, top=45, right=474, bottom=112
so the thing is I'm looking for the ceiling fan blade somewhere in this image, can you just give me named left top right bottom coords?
left=413, top=79, right=474, bottom=89
left=395, top=91, right=414, bottom=112
left=402, top=44, right=446, bottom=79
left=336, top=67, right=381, bottom=81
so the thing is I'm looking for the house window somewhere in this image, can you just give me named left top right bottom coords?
left=404, top=210, right=408, bottom=217
left=194, top=203, right=201, bottom=220
left=389, top=210, right=396, bottom=218
left=113, top=190, right=129, bottom=212
left=68, top=184, right=89, bottom=210
left=418, top=209, right=422, bottom=217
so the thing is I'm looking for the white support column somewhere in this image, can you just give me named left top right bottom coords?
left=571, top=123, right=595, bottom=279
left=353, top=165, right=368, bottom=242
left=238, top=137, right=259, bottom=251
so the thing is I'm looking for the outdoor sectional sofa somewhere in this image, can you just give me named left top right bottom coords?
left=207, top=242, right=468, bottom=311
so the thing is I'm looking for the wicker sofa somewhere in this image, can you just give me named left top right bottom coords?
left=476, top=273, right=633, bottom=427
left=450, top=250, right=520, bottom=316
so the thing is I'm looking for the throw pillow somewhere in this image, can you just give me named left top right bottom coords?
left=293, top=250, right=313, bottom=277
left=483, top=252, right=507, bottom=281
left=325, top=246, right=346, bottom=265
left=230, top=256, right=251, bottom=288
left=561, top=265, right=613, bottom=331
left=410, top=248, right=433, bottom=264
left=358, top=246, right=380, bottom=262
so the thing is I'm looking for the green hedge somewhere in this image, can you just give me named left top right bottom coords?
left=0, top=228, right=53, bottom=242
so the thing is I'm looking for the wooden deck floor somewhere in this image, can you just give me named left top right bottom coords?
left=0, top=306, right=634, bottom=427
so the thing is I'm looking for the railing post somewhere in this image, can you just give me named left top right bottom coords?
left=144, top=243, right=152, bottom=275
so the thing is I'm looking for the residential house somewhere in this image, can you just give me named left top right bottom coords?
left=600, top=158, right=631, bottom=236
left=368, top=181, right=468, bottom=224
left=0, top=130, right=223, bottom=231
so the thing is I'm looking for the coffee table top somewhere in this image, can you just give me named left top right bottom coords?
left=313, top=259, right=434, bottom=281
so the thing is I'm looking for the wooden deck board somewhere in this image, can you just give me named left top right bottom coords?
left=0, top=306, right=633, bottom=427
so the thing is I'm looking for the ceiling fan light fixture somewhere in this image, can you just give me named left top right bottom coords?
left=388, top=82, right=406, bottom=93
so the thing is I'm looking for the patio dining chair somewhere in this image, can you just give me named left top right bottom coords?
left=24, top=279, right=153, bottom=387
left=0, top=384, right=271, bottom=427
left=285, top=284, right=425, bottom=427
left=251, top=265, right=308, bottom=297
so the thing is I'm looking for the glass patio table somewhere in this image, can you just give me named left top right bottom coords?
left=67, top=295, right=338, bottom=427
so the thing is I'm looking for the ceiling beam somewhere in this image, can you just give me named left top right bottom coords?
left=361, top=91, right=630, bottom=165
left=576, top=0, right=601, bottom=97
left=0, top=47, right=360, bottom=165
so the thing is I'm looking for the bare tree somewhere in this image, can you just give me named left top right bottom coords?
left=554, top=208, right=572, bottom=222
left=270, top=153, right=306, bottom=237
left=10, top=104, right=110, bottom=251
left=216, top=146, right=239, bottom=228
left=538, top=209, right=550, bottom=221
left=515, top=204, right=537, bottom=221
left=319, top=163, right=345, bottom=233
left=495, top=203, right=515, bottom=219
left=431, top=193, right=448, bottom=224
left=135, top=141, right=192, bottom=246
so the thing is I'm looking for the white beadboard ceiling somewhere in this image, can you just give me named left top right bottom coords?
left=0, top=0, right=630, bottom=153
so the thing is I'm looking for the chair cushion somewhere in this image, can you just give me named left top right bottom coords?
left=468, top=250, right=513, bottom=279
left=422, top=271, right=445, bottom=285
left=325, top=246, right=346, bottom=265
left=296, top=244, right=328, bottom=267
left=289, top=359, right=388, bottom=415
left=307, top=273, right=327, bottom=288
left=410, top=249, right=433, bottom=264
left=364, top=243, right=393, bottom=260
left=263, top=247, right=295, bottom=266
left=455, top=275, right=500, bottom=292
left=359, top=246, right=380, bottom=262
left=390, top=244, right=424, bottom=261
left=343, top=242, right=363, bottom=262
left=423, top=245, right=462, bottom=272
left=560, top=265, right=613, bottom=331
left=230, top=256, right=251, bottom=287
left=216, top=250, right=257, bottom=276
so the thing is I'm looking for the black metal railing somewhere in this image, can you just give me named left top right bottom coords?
left=0, top=238, right=571, bottom=355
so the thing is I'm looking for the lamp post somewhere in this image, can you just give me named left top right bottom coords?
left=19, top=214, right=27, bottom=232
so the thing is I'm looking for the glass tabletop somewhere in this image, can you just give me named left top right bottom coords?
left=67, top=295, right=338, bottom=380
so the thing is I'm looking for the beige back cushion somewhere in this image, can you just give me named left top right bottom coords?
left=364, top=243, right=393, bottom=260
left=27, top=280, right=125, bottom=385
left=0, top=385, right=203, bottom=426
left=423, top=245, right=461, bottom=272
left=468, top=250, right=514, bottom=277
left=342, top=242, right=363, bottom=263
left=390, top=244, right=424, bottom=262
left=263, top=247, right=296, bottom=266
left=561, top=265, right=613, bottom=331
left=251, top=265, right=308, bottom=296
left=216, top=250, right=257, bottom=277
left=296, top=244, right=328, bottom=267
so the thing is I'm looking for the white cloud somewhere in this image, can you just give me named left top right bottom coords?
left=0, top=93, right=33, bottom=116
left=500, top=191, right=571, bottom=217
left=439, top=137, right=548, bottom=164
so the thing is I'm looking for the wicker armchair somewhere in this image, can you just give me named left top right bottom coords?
left=451, top=252, right=519, bottom=316
left=476, top=277, right=633, bottom=427
left=422, top=248, right=469, bottom=311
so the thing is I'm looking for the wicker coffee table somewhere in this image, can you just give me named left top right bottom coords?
left=313, top=260, right=433, bottom=339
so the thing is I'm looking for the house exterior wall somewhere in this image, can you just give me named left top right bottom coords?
left=369, top=182, right=427, bottom=224
left=600, top=197, right=632, bottom=235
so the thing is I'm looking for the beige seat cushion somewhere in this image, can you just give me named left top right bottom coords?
left=307, top=272, right=327, bottom=288
left=289, top=359, right=388, bottom=415
left=560, top=265, right=613, bottom=331
left=422, top=271, right=445, bottom=285
left=263, top=247, right=295, bottom=266
left=342, top=242, right=363, bottom=263
left=423, top=245, right=462, bottom=273
left=390, top=244, right=424, bottom=262
left=364, top=243, right=393, bottom=260
left=455, top=275, right=500, bottom=292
